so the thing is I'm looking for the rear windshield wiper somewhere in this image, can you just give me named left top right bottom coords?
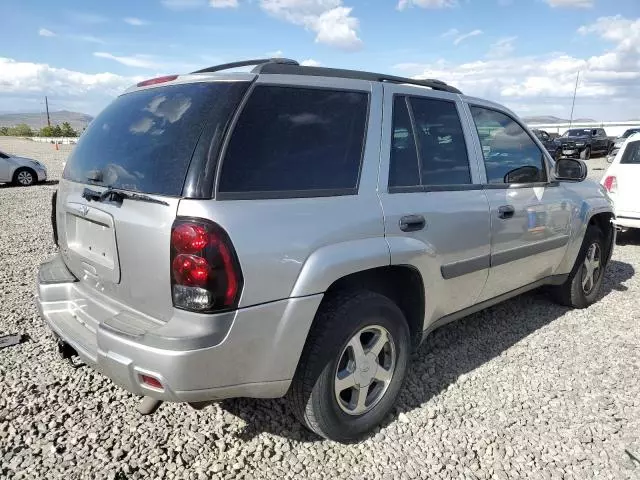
left=82, top=187, right=169, bottom=206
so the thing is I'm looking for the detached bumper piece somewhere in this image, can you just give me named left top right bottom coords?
left=38, top=255, right=78, bottom=285
left=0, top=334, right=28, bottom=350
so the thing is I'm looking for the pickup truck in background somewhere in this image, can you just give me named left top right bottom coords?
left=554, top=128, right=613, bottom=160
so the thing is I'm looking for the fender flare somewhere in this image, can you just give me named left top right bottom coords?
left=289, top=237, right=391, bottom=298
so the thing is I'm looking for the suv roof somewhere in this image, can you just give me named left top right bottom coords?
left=190, top=58, right=463, bottom=94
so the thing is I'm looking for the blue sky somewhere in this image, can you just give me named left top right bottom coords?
left=1, top=0, right=638, bottom=120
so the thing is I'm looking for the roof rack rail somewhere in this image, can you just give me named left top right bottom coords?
left=254, top=62, right=462, bottom=94
left=191, top=58, right=299, bottom=74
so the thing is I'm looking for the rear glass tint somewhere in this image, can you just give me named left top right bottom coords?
left=218, top=85, right=369, bottom=197
left=621, top=142, right=640, bottom=164
left=63, top=82, right=249, bottom=196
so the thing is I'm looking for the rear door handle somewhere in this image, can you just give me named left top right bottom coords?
left=399, top=215, right=426, bottom=232
left=498, top=205, right=515, bottom=219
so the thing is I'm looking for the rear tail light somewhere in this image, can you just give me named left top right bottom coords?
left=603, top=176, right=617, bottom=193
left=170, top=218, right=243, bottom=312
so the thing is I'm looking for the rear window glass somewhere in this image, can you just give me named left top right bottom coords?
left=621, top=141, right=640, bottom=164
left=218, top=85, right=368, bottom=197
left=63, top=82, right=249, bottom=196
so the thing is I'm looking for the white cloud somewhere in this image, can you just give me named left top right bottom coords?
left=93, top=52, right=161, bottom=69
left=267, top=50, right=284, bottom=57
left=38, top=28, right=56, bottom=37
left=0, top=57, right=139, bottom=114
left=441, top=28, right=459, bottom=38
left=162, top=0, right=206, bottom=8
left=210, top=0, right=239, bottom=6
left=545, top=0, right=593, bottom=7
left=67, top=12, right=108, bottom=24
left=70, top=35, right=106, bottom=44
left=391, top=15, right=640, bottom=120
left=453, top=29, right=482, bottom=46
left=398, top=0, right=457, bottom=10
left=301, top=59, right=321, bottom=66
left=260, top=0, right=363, bottom=50
left=487, top=36, right=517, bottom=58
left=124, top=17, right=148, bottom=26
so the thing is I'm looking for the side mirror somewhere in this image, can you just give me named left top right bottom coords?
left=504, top=166, right=542, bottom=183
left=555, top=158, right=587, bottom=182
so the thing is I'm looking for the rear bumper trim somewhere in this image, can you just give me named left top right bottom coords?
left=36, top=256, right=323, bottom=402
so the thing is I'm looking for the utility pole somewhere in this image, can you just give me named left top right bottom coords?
left=569, top=71, right=579, bottom=127
left=45, top=96, right=51, bottom=127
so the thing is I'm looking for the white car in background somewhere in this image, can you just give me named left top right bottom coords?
left=602, top=133, right=640, bottom=230
left=0, top=149, right=47, bottom=186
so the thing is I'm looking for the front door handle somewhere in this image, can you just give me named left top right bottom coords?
left=399, top=214, right=426, bottom=232
left=498, top=205, right=515, bottom=219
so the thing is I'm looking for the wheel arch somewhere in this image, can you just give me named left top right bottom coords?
left=314, top=265, right=426, bottom=349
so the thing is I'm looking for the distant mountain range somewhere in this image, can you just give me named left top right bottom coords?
left=522, top=115, right=597, bottom=124
left=0, top=110, right=93, bottom=130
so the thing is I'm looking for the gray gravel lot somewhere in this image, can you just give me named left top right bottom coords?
left=1, top=138, right=639, bottom=479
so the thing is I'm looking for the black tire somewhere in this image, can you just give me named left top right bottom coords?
left=288, top=290, right=411, bottom=442
left=580, top=146, right=591, bottom=160
left=552, top=226, right=606, bottom=309
left=13, top=167, right=36, bottom=186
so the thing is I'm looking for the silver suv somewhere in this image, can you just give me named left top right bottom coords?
left=36, top=58, right=615, bottom=442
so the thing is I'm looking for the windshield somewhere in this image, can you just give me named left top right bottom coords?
left=622, top=129, right=640, bottom=138
left=63, top=81, right=248, bottom=196
left=562, top=129, right=591, bottom=137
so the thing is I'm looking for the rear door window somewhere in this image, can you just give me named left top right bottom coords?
left=388, top=96, right=420, bottom=188
left=409, top=97, right=471, bottom=186
left=218, top=85, right=369, bottom=197
left=63, top=82, right=249, bottom=196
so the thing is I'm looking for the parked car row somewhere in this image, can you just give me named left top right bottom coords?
left=532, top=128, right=614, bottom=160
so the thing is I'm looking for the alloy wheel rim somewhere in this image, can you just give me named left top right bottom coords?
left=18, top=171, right=33, bottom=185
left=334, top=325, right=396, bottom=416
left=582, top=242, right=601, bottom=295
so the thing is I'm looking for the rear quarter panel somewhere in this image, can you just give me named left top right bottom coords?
left=177, top=81, right=388, bottom=307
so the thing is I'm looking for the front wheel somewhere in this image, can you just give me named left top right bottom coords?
left=580, top=146, right=591, bottom=160
left=288, top=290, right=411, bottom=442
left=13, top=168, right=36, bottom=186
left=552, top=226, right=606, bottom=308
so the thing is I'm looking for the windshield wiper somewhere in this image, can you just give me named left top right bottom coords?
left=82, top=187, right=169, bottom=206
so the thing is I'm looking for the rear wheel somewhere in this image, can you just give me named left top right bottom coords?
left=288, top=290, right=411, bottom=442
left=580, top=146, right=591, bottom=160
left=13, top=168, right=36, bottom=186
left=553, top=226, right=606, bottom=308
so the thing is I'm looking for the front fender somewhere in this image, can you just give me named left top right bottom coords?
left=290, top=237, right=391, bottom=297
left=556, top=191, right=614, bottom=274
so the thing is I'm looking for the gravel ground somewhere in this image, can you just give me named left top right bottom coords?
left=1, top=138, right=639, bottom=479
